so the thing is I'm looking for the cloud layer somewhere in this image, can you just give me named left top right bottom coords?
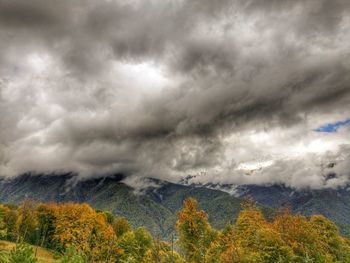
left=0, top=0, right=350, bottom=189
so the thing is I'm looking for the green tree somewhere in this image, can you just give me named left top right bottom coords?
left=117, top=227, right=153, bottom=263
left=58, top=246, right=86, bottom=263
left=16, top=200, right=38, bottom=244
left=36, top=204, right=57, bottom=249
left=147, top=239, right=185, bottom=263
left=3, top=208, right=18, bottom=242
left=112, top=217, right=131, bottom=237
left=0, top=206, right=7, bottom=238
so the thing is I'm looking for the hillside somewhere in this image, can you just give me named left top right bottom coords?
left=1, top=198, right=349, bottom=262
left=180, top=181, right=350, bottom=237
left=0, top=174, right=259, bottom=239
left=236, top=184, right=350, bottom=233
left=1, top=174, right=350, bottom=239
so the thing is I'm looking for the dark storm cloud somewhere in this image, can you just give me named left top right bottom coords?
left=0, top=0, right=62, bottom=27
left=0, top=0, right=349, bottom=188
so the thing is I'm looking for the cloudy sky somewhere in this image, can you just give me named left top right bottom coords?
left=0, top=0, right=350, bottom=189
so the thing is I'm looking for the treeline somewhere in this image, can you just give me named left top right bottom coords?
left=0, top=198, right=349, bottom=262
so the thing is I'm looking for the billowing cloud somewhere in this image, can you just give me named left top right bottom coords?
left=0, top=0, right=349, bottom=189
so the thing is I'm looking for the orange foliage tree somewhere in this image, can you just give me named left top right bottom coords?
left=39, top=202, right=119, bottom=262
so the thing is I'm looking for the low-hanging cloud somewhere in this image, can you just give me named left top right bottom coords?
left=0, top=0, right=350, bottom=189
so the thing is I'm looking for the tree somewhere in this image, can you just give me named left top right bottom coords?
left=51, top=203, right=119, bottom=262
left=147, top=239, right=185, bottom=263
left=206, top=224, right=245, bottom=263
left=36, top=203, right=58, bottom=249
left=16, top=200, right=38, bottom=244
left=87, top=213, right=119, bottom=262
left=117, top=227, right=154, bottom=263
left=0, top=197, right=349, bottom=263
left=232, top=204, right=294, bottom=262
left=0, top=205, right=7, bottom=238
left=310, top=215, right=350, bottom=262
left=273, top=209, right=323, bottom=261
left=176, top=198, right=216, bottom=262
left=112, top=217, right=131, bottom=237
left=234, top=200, right=267, bottom=248
left=3, top=206, right=18, bottom=241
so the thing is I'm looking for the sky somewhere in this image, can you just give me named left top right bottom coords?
left=0, top=0, right=350, bottom=189
left=315, top=119, right=350, bottom=133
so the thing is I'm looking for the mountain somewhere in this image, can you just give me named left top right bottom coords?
left=175, top=174, right=350, bottom=237
left=236, top=184, right=350, bottom=236
left=0, top=174, right=271, bottom=239
left=183, top=180, right=350, bottom=237
left=1, top=174, right=349, bottom=238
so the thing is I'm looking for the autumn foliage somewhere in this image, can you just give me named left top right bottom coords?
left=176, top=198, right=350, bottom=263
left=0, top=198, right=349, bottom=262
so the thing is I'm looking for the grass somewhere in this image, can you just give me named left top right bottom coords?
left=0, top=240, right=56, bottom=263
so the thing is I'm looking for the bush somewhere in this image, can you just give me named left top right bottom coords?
left=8, top=243, right=37, bottom=263
left=58, top=246, right=86, bottom=263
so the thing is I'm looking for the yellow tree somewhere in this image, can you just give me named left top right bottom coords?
left=234, top=200, right=268, bottom=248
left=51, top=203, right=119, bottom=262
left=88, top=213, right=119, bottom=262
left=176, top=197, right=216, bottom=263
left=234, top=202, right=294, bottom=262
left=273, top=209, right=324, bottom=261
left=207, top=223, right=245, bottom=263
left=310, top=215, right=350, bottom=262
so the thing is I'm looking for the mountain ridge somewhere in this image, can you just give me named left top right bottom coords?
left=1, top=173, right=349, bottom=238
left=0, top=174, right=251, bottom=239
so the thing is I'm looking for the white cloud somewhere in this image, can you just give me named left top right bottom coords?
left=0, top=0, right=349, bottom=189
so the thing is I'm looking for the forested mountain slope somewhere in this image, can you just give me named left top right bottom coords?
left=0, top=174, right=251, bottom=239
left=1, top=174, right=349, bottom=238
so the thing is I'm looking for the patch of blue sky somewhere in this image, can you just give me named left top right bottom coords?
left=314, top=118, right=350, bottom=133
